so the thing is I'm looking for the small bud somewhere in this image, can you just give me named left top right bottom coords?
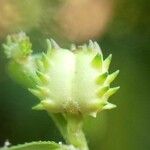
left=3, top=32, right=32, bottom=60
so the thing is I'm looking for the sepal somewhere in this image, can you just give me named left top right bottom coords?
left=36, top=71, right=50, bottom=84
left=50, top=39, right=60, bottom=49
left=41, top=99, right=60, bottom=113
left=28, top=88, right=43, bottom=99
left=105, top=70, right=119, bottom=85
left=32, top=103, right=45, bottom=110
left=103, top=54, right=112, bottom=72
left=96, top=72, right=108, bottom=84
left=97, top=86, right=109, bottom=97
left=88, top=40, right=102, bottom=54
left=103, top=103, right=117, bottom=110
left=104, top=86, right=120, bottom=99
left=91, top=54, right=103, bottom=69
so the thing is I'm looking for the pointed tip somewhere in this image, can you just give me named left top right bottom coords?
left=42, top=52, right=50, bottom=67
left=103, top=103, right=117, bottom=110
left=96, top=72, right=108, bottom=84
left=116, top=69, right=120, bottom=73
left=42, top=52, right=48, bottom=59
left=91, top=53, right=103, bottom=69
left=36, top=71, right=49, bottom=83
left=50, top=38, right=60, bottom=49
left=88, top=40, right=94, bottom=49
left=36, top=59, right=44, bottom=70
left=42, top=52, right=47, bottom=58
left=70, top=44, right=76, bottom=51
left=107, top=54, right=112, bottom=62
left=89, top=112, right=97, bottom=118
left=117, top=86, right=120, bottom=90
left=103, top=54, right=112, bottom=72
left=105, top=70, right=120, bottom=85
left=111, top=86, right=120, bottom=92
left=36, top=85, right=45, bottom=91
left=41, top=99, right=58, bottom=113
left=46, top=39, right=53, bottom=55
left=115, top=86, right=120, bottom=90
left=89, top=40, right=93, bottom=45
left=31, top=74, right=41, bottom=85
left=106, top=54, right=112, bottom=62
left=110, top=53, right=112, bottom=57
left=104, top=86, right=120, bottom=99
left=112, top=70, right=120, bottom=78
left=36, top=85, right=50, bottom=96
left=113, top=69, right=120, bottom=74
left=46, top=39, right=52, bottom=48
left=32, top=103, right=44, bottom=110
left=94, top=41, right=102, bottom=54
left=97, top=86, right=110, bottom=97
left=114, top=70, right=120, bottom=77
left=28, top=88, right=41, bottom=98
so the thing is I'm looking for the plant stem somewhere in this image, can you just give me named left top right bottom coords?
left=66, top=114, right=89, bottom=150
left=48, top=113, right=89, bottom=150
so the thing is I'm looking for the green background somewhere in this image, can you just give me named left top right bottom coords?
left=0, top=0, right=149, bottom=150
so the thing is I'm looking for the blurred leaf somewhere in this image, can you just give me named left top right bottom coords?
left=0, top=141, right=68, bottom=150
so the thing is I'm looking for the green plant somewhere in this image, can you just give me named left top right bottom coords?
left=1, top=32, right=119, bottom=150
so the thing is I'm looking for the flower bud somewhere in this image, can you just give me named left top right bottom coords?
left=29, top=39, right=119, bottom=117
left=3, top=33, right=120, bottom=117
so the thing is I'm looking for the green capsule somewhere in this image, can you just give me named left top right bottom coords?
left=3, top=33, right=120, bottom=117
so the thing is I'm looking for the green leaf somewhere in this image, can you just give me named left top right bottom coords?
left=0, top=141, right=70, bottom=150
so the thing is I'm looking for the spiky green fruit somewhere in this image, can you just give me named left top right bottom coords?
left=28, top=40, right=120, bottom=117
left=3, top=32, right=119, bottom=117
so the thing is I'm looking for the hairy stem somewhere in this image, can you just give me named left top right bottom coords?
left=49, top=113, right=89, bottom=150
left=66, top=114, right=89, bottom=150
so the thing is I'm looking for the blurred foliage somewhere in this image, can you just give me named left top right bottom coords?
left=0, top=0, right=150, bottom=150
left=0, top=0, right=116, bottom=45
left=0, top=0, right=41, bottom=38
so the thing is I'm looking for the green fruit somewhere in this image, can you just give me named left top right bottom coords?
left=3, top=32, right=120, bottom=117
